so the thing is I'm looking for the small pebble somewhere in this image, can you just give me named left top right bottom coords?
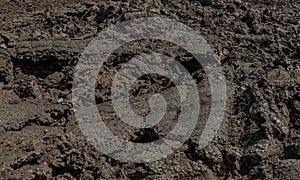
left=0, top=44, right=7, bottom=49
left=58, top=98, right=64, bottom=103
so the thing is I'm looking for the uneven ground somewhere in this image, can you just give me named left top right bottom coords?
left=0, top=0, right=299, bottom=179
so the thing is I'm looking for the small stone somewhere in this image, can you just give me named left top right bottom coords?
left=33, top=31, right=42, bottom=38
left=150, top=8, right=160, bottom=13
left=58, top=98, right=64, bottom=103
left=0, top=44, right=7, bottom=49
left=234, top=0, right=242, bottom=4
left=60, top=32, right=68, bottom=38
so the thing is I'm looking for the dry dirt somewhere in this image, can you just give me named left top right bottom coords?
left=0, top=0, right=299, bottom=179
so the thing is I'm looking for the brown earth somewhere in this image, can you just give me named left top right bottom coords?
left=0, top=0, right=299, bottom=179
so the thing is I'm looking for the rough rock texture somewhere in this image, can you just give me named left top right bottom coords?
left=0, top=0, right=299, bottom=179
